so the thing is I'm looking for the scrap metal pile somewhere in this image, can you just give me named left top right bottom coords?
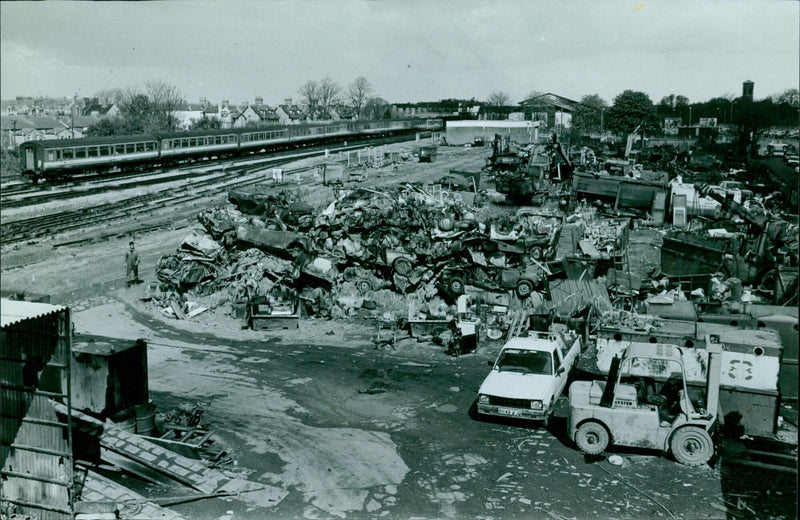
left=148, top=185, right=571, bottom=332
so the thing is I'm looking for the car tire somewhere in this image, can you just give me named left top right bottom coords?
left=515, top=280, right=533, bottom=299
left=575, top=421, right=609, bottom=455
left=448, top=277, right=465, bottom=295
left=393, top=257, right=413, bottom=276
left=670, top=427, right=714, bottom=466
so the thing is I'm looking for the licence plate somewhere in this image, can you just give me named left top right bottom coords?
left=496, top=407, right=523, bottom=417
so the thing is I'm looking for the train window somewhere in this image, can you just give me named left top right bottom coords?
left=136, top=143, right=145, bottom=153
left=126, top=144, right=135, bottom=153
left=100, top=146, right=110, bottom=156
left=146, top=142, right=156, bottom=152
left=46, top=150, right=55, bottom=162
left=189, top=138, right=196, bottom=147
left=115, top=145, right=124, bottom=154
left=63, top=149, right=74, bottom=160
left=182, top=139, right=189, bottom=148
left=76, top=148, right=87, bottom=159
left=88, top=147, right=99, bottom=158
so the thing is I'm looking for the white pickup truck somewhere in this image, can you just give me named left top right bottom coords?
left=477, top=331, right=581, bottom=425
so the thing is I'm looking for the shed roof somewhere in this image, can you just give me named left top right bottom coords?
left=1, top=299, right=66, bottom=328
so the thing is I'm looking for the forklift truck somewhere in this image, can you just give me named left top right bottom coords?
left=567, top=335, right=723, bottom=466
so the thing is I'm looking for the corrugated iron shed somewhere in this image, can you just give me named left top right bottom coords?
left=1, top=299, right=66, bottom=328
left=1, top=298, right=73, bottom=519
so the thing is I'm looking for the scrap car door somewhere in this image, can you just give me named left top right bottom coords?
left=554, top=348, right=569, bottom=397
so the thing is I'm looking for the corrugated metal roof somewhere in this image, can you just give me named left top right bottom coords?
left=1, top=298, right=66, bottom=328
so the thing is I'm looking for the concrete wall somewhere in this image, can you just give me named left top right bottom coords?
left=445, top=120, right=540, bottom=145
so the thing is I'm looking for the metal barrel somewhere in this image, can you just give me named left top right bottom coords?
left=134, top=402, right=157, bottom=435
left=110, top=408, right=137, bottom=433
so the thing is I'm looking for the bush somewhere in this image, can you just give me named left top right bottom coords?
left=1, top=149, right=21, bottom=180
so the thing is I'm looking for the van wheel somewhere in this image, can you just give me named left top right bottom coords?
left=575, top=421, right=609, bottom=455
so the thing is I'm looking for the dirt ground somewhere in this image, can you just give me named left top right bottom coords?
left=2, top=143, right=796, bottom=520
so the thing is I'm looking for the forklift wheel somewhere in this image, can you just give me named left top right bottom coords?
left=670, top=426, right=714, bottom=466
left=575, top=421, right=609, bottom=455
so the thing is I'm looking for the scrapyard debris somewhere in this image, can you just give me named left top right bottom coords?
left=147, top=147, right=797, bottom=350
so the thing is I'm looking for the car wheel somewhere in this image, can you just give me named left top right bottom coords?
left=670, top=427, right=714, bottom=466
left=575, top=421, right=609, bottom=455
left=448, top=277, right=465, bottom=295
left=287, top=243, right=305, bottom=258
left=529, top=246, right=543, bottom=261
left=393, top=257, right=413, bottom=276
left=515, top=280, right=533, bottom=299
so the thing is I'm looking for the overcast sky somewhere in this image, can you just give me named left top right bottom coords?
left=1, top=1, right=797, bottom=106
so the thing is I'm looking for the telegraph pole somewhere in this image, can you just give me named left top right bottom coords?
left=71, top=93, right=77, bottom=138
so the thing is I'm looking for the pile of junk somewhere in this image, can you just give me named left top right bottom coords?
left=143, top=184, right=576, bottom=354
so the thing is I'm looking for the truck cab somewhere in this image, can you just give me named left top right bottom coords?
left=476, top=331, right=581, bottom=425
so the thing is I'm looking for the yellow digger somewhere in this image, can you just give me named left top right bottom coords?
left=567, top=335, right=723, bottom=466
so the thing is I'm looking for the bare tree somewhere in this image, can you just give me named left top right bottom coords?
left=346, top=76, right=373, bottom=118
left=298, top=80, right=319, bottom=113
left=93, top=88, right=125, bottom=105
left=317, top=76, right=341, bottom=119
left=364, top=97, right=391, bottom=120
left=486, top=91, right=511, bottom=107
left=145, top=80, right=184, bottom=131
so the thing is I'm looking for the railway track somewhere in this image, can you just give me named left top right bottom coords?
left=1, top=134, right=416, bottom=208
left=0, top=161, right=284, bottom=246
left=0, top=135, right=421, bottom=246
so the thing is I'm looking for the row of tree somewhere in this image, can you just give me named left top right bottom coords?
left=297, top=76, right=391, bottom=120
left=485, top=88, right=798, bottom=136
left=86, top=77, right=798, bottom=138
left=88, top=76, right=392, bottom=136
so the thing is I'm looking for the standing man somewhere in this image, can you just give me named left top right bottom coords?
left=125, top=241, right=140, bottom=287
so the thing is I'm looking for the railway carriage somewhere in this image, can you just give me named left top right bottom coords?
left=156, top=128, right=239, bottom=160
left=18, top=118, right=443, bottom=183
left=19, top=135, right=159, bottom=183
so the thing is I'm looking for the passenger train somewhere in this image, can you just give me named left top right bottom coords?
left=18, top=118, right=443, bottom=183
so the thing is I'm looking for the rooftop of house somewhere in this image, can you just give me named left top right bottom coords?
left=518, top=93, right=580, bottom=111
left=1, top=115, right=66, bottom=130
